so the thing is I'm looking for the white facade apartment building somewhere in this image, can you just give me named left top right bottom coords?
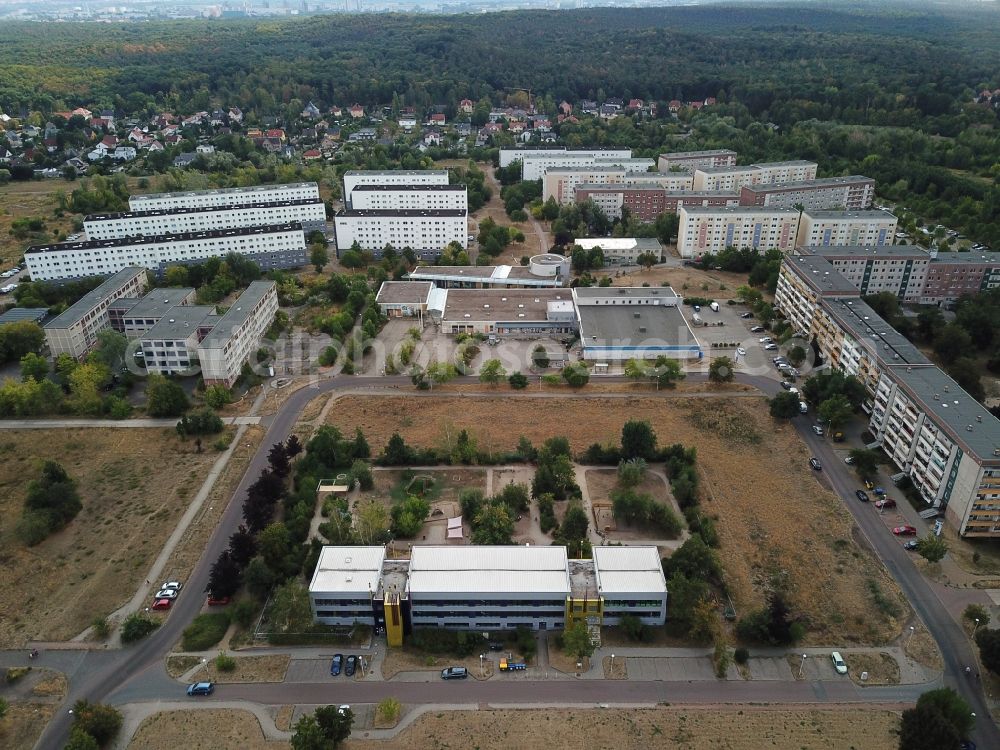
left=796, top=210, right=897, bottom=248
left=624, top=173, right=696, bottom=191
left=84, top=199, right=327, bottom=240
left=520, top=153, right=652, bottom=181
left=139, top=304, right=218, bottom=377
left=342, top=170, right=449, bottom=205
left=196, top=281, right=279, bottom=387
left=657, top=149, right=738, bottom=174
left=25, top=224, right=308, bottom=281
left=738, top=176, right=875, bottom=211
left=335, top=209, right=466, bottom=260
left=128, top=182, right=319, bottom=212
left=43, top=266, right=148, bottom=359
left=571, top=237, right=663, bottom=266
left=349, top=184, right=468, bottom=211
left=775, top=255, right=1000, bottom=538
left=498, top=147, right=630, bottom=169
left=542, top=167, right=627, bottom=204
left=692, top=160, right=818, bottom=192
left=676, top=206, right=799, bottom=258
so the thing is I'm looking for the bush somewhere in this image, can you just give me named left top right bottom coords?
left=6, top=666, right=30, bottom=683
left=71, top=700, right=123, bottom=746
left=963, top=603, right=990, bottom=628
left=376, top=697, right=402, bottom=725
left=231, top=598, right=258, bottom=629
left=120, top=613, right=159, bottom=644
left=91, top=616, right=111, bottom=640
left=181, top=612, right=231, bottom=651
left=215, top=652, right=237, bottom=672
left=733, top=647, right=749, bottom=665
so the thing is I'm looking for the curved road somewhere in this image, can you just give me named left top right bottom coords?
left=33, top=371, right=999, bottom=748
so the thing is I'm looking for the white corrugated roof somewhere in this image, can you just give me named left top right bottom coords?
left=592, top=546, right=667, bottom=595
left=408, top=546, right=570, bottom=595
left=309, top=546, right=385, bottom=595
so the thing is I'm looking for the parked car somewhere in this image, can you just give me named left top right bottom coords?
left=151, top=598, right=172, bottom=610
left=873, top=487, right=886, bottom=496
left=781, top=381, right=793, bottom=390
left=830, top=651, right=848, bottom=675
left=330, top=654, right=343, bottom=676
left=345, top=655, right=357, bottom=676
left=488, top=641, right=504, bottom=651
left=736, top=347, right=746, bottom=356
left=187, top=681, right=214, bottom=696
left=856, top=490, right=870, bottom=503
left=0, top=284, right=16, bottom=294
left=864, top=479, right=875, bottom=491
left=809, top=457, right=822, bottom=471
left=812, top=425, right=824, bottom=436
left=764, top=343, right=778, bottom=351
left=206, top=596, right=231, bottom=606
left=441, top=666, right=468, bottom=680
left=831, top=431, right=845, bottom=442
left=903, top=540, right=919, bottom=551
left=154, top=589, right=178, bottom=600
left=759, top=336, right=773, bottom=343
left=740, top=312, right=754, bottom=319
left=844, top=455, right=855, bottom=465
left=893, top=525, right=917, bottom=536
left=799, top=401, right=808, bottom=414
left=161, top=581, right=183, bottom=591
left=750, top=326, right=765, bottom=333
left=875, top=498, right=897, bottom=509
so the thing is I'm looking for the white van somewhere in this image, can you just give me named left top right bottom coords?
left=709, top=301, right=720, bottom=312
left=799, top=401, right=808, bottom=414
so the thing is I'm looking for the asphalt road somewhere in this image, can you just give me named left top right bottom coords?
left=33, top=371, right=1000, bottom=748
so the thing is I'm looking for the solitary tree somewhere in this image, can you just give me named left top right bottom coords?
left=621, top=420, right=657, bottom=460
left=817, top=394, right=854, bottom=429
left=708, top=356, right=734, bottom=383
left=899, top=688, right=973, bottom=749
left=561, top=362, right=590, bottom=388
left=478, top=358, right=507, bottom=387
left=508, top=371, right=528, bottom=389
left=976, top=625, right=1000, bottom=674
left=562, top=620, right=596, bottom=661
left=636, top=251, right=658, bottom=269
left=310, top=243, right=329, bottom=272
left=787, top=345, right=807, bottom=367
left=916, top=534, right=948, bottom=564
left=848, top=448, right=882, bottom=480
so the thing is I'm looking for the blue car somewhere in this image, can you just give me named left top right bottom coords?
left=330, top=653, right=343, bottom=676
left=187, top=682, right=214, bottom=696
left=345, top=655, right=357, bottom=676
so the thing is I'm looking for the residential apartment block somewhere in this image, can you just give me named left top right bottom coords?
left=676, top=206, right=799, bottom=257
left=196, top=280, right=279, bottom=387
left=308, top=545, right=667, bottom=637
left=84, top=199, right=327, bottom=240
left=547, top=169, right=695, bottom=207
left=738, top=176, right=875, bottom=211
left=349, top=184, right=468, bottom=212
left=657, top=149, right=737, bottom=174
left=498, top=147, right=631, bottom=170
left=574, top=185, right=738, bottom=221
left=139, top=304, right=219, bottom=378
left=334, top=209, right=466, bottom=259
left=921, top=250, right=1000, bottom=307
left=520, top=152, right=653, bottom=181
left=692, top=160, right=818, bottom=191
left=342, top=170, right=449, bottom=206
left=796, top=209, right=897, bottom=248
left=43, top=266, right=149, bottom=359
left=25, top=224, right=308, bottom=281
left=775, top=255, right=1000, bottom=537
left=128, top=182, right=320, bottom=212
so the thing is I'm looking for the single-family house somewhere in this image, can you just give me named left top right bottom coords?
left=301, top=101, right=322, bottom=119
left=329, top=105, right=343, bottom=118
left=398, top=115, right=417, bottom=130
left=426, top=113, right=446, bottom=126
left=459, top=99, right=474, bottom=114
left=265, top=129, right=286, bottom=142
left=303, top=149, right=322, bottom=161
left=423, top=129, right=443, bottom=146
left=196, top=144, right=215, bottom=154
left=173, top=152, right=198, bottom=168
left=112, top=146, right=136, bottom=161
left=349, top=104, right=365, bottom=119
left=228, top=107, right=244, bottom=123
left=559, top=101, right=573, bottom=116
left=44, top=138, right=59, bottom=153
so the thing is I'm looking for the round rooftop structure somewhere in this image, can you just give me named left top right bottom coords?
left=530, top=253, right=569, bottom=278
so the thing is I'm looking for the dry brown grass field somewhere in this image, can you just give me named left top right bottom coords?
left=0, top=428, right=221, bottom=646
left=325, top=393, right=908, bottom=645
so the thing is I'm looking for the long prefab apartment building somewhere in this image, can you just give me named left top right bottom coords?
left=334, top=209, right=466, bottom=259
left=343, top=170, right=449, bottom=205
left=84, top=199, right=327, bottom=240
left=308, top=545, right=667, bottom=645
left=128, top=182, right=320, bottom=212
left=25, top=224, right=307, bottom=281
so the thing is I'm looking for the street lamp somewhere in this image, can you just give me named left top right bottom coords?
left=975, top=618, right=981, bottom=633
left=610, top=653, right=616, bottom=675
left=479, top=653, right=485, bottom=677
left=798, top=653, right=808, bottom=678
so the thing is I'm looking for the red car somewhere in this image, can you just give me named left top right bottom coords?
left=875, top=498, right=896, bottom=510
left=206, top=596, right=231, bottom=606
left=892, top=525, right=917, bottom=536
left=151, top=598, right=172, bottom=610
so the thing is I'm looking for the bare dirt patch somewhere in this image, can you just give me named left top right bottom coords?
left=325, top=394, right=907, bottom=645
left=904, top=621, right=944, bottom=672
left=594, top=264, right=751, bottom=298
left=547, top=641, right=589, bottom=675
left=190, top=654, right=290, bottom=683
left=845, top=652, right=900, bottom=686
left=0, top=428, right=220, bottom=646
left=602, top=655, right=628, bottom=679
left=127, top=708, right=285, bottom=750
left=166, top=655, right=202, bottom=678
left=0, top=702, right=59, bottom=750
left=345, top=707, right=901, bottom=750
left=30, top=670, right=67, bottom=697
left=274, top=705, right=294, bottom=732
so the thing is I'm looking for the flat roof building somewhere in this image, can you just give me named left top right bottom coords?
left=25, top=224, right=307, bottom=281
left=574, top=185, right=738, bottom=221
left=498, top=147, right=631, bottom=169
left=0, top=307, right=47, bottom=326
left=342, top=170, right=449, bottom=205
left=334, top=209, right=467, bottom=260
left=435, top=288, right=577, bottom=336
left=349, top=184, right=468, bottom=212
left=84, top=199, right=327, bottom=240
left=796, top=209, right=897, bottom=248
left=43, top=266, right=149, bottom=359
left=197, top=280, right=279, bottom=387
left=693, top=161, right=817, bottom=192
left=129, top=182, right=319, bottom=212
left=308, top=544, right=667, bottom=635
left=677, top=206, right=799, bottom=258
left=571, top=237, right=662, bottom=265
left=375, top=281, right=434, bottom=317
left=573, top=286, right=701, bottom=361
left=739, top=175, right=875, bottom=211
left=140, top=304, right=218, bottom=378
left=657, top=149, right=737, bottom=174
left=405, top=261, right=568, bottom=289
